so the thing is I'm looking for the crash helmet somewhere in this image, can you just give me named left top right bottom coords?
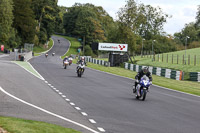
left=143, top=67, right=148, bottom=74
left=81, top=57, right=85, bottom=60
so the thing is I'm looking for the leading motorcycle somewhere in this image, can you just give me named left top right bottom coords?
left=77, top=62, right=85, bottom=77
left=133, top=75, right=151, bottom=101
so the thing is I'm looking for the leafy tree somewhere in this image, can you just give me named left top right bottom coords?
left=174, top=23, right=198, bottom=47
left=32, top=0, right=58, bottom=44
left=0, top=0, right=14, bottom=46
left=13, top=0, right=36, bottom=45
left=63, top=3, right=107, bottom=45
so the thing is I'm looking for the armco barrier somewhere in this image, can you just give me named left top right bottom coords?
left=124, top=63, right=182, bottom=81
left=84, top=57, right=110, bottom=67
left=190, top=72, right=200, bottom=82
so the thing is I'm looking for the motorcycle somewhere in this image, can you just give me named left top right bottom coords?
left=52, top=52, right=55, bottom=56
left=77, top=62, right=85, bottom=77
left=68, top=57, right=73, bottom=66
left=133, top=75, right=151, bottom=101
left=45, top=53, right=48, bottom=58
left=63, top=60, right=69, bottom=69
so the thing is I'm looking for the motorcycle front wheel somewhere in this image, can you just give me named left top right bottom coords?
left=142, top=89, right=147, bottom=101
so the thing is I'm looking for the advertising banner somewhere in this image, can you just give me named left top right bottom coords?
left=98, top=43, right=128, bottom=52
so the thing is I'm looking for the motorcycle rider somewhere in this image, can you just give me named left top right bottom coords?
left=134, top=67, right=152, bottom=93
left=45, top=53, right=48, bottom=58
left=63, top=56, right=69, bottom=66
left=68, top=54, right=73, bottom=65
left=76, top=56, right=87, bottom=72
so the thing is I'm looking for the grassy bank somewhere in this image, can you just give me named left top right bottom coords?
left=132, top=47, right=200, bottom=72
left=33, top=38, right=54, bottom=56
left=0, top=116, right=80, bottom=133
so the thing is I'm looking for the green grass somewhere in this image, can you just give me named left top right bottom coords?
left=132, top=47, right=200, bottom=72
left=87, top=62, right=200, bottom=96
left=33, top=39, right=54, bottom=56
left=13, top=61, right=43, bottom=79
left=0, top=116, right=80, bottom=133
left=54, top=35, right=81, bottom=59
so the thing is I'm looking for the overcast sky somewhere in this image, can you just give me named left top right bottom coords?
left=58, top=0, right=199, bottom=35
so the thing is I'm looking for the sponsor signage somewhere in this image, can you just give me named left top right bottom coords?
left=1, top=45, right=4, bottom=51
left=98, top=43, right=128, bottom=52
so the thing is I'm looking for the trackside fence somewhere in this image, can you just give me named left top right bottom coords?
left=189, top=72, right=200, bottom=82
left=124, top=62, right=183, bottom=81
left=80, top=56, right=110, bottom=67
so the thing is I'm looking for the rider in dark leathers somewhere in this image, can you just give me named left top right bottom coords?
left=134, top=67, right=152, bottom=93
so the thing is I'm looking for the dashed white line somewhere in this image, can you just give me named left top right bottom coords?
left=0, top=86, right=100, bottom=133
left=75, top=107, right=81, bottom=110
left=45, top=81, right=48, bottom=83
left=81, top=112, right=88, bottom=116
left=70, top=102, right=75, bottom=106
left=51, top=86, right=54, bottom=88
left=48, top=84, right=51, bottom=86
left=62, top=95, right=66, bottom=98
left=59, top=92, right=63, bottom=95
left=65, top=99, right=70, bottom=101
left=89, top=119, right=96, bottom=124
left=55, top=90, right=59, bottom=92
left=52, top=88, right=56, bottom=90
left=97, top=127, right=105, bottom=132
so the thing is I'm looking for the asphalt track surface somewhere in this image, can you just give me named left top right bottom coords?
left=29, top=36, right=200, bottom=133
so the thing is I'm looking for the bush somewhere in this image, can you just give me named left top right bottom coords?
left=84, top=45, right=93, bottom=56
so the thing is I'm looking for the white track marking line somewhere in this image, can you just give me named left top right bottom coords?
left=0, top=86, right=100, bottom=133
left=27, top=62, right=45, bottom=80
left=88, top=67, right=200, bottom=98
left=70, top=102, right=75, bottom=106
left=97, top=127, right=105, bottom=132
left=75, top=107, right=81, bottom=110
left=65, top=99, right=70, bottom=101
left=45, top=81, right=48, bottom=83
left=55, top=90, right=59, bottom=92
left=62, top=95, right=66, bottom=98
left=81, top=112, right=88, bottom=116
left=89, top=119, right=96, bottom=124
left=59, top=92, right=63, bottom=95
left=13, top=61, right=44, bottom=81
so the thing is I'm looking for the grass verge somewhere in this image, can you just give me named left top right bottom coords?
left=132, top=47, right=200, bottom=72
left=0, top=116, right=80, bottom=133
left=13, top=61, right=43, bottom=80
left=87, top=62, right=200, bottom=96
left=33, top=38, right=54, bottom=56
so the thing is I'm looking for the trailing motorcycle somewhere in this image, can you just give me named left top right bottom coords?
left=63, top=60, right=69, bottom=69
left=45, top=53, right=48, bottom=58
left=77, top=62, right=85, bottom=77
left=68, top=57, right=73, bottom=66
left=133, top=75, right=151, bottom=101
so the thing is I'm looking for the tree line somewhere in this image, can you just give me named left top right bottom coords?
left=0, top=0, right=59, bottom=49
left=0, top=0, right=200, bottom=55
